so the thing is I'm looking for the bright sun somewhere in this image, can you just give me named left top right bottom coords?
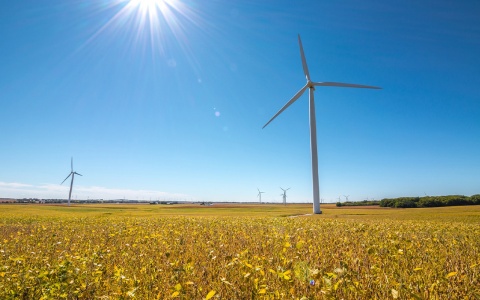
left=119, top=0, right=177, bottom=39
left=129, top=0, right=168, bottom=11
left=82, top=0, right=201, bottom=58
left=115, top=0, right=201, bottom=56
left=124, top=0, right=184, bottom=29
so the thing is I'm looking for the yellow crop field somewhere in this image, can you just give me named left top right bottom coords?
left=1, top=204, right=479, bottom=299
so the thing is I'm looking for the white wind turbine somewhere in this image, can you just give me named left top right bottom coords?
left=280, top=187, right=290, bottom=206
left=61, top=157, right=82, bottom=206
left=257, top=188, right=265, bottom=203
left=263, top=35, right=381, bottom=214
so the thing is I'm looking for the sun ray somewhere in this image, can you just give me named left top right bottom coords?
left=76, top=0, right=205, bottom=61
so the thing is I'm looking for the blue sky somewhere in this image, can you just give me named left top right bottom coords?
left=1, top=0, right=479, bottom=203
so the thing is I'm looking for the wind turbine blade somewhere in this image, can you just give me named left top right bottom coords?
left=71, top=157, right=73, bottom=172
left=298, top=35, right=310, bottom=81
left=61, top=173, right=72, bottom=185
left=262, top=85, right=308, bottom=129
left=313, top=82, right=381, bottom=89
left=75, top=172, right=83, bottom=176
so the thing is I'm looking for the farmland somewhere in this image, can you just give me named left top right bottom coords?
left=1, top=204, right=479, bottom=299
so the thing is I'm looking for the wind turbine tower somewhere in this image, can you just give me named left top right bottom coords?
left=257, top=188, right=265, bottom=204
left=280, top=187, right=290, bottom=206
left=263, top=35, right=381, bottom=214
left=61, top=157, right=82, bottom=206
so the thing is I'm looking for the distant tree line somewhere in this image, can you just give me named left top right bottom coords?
left=336, top=200, right=381, bottom=207
left=379, top=195, right=480, bottom=208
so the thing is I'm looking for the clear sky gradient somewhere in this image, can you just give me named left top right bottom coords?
left=1, top=0, right=479, bottom=203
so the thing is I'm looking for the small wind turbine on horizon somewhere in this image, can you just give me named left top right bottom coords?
left=280, top=187, right=290, bottom=206
left=257, top=188, right=265, bottom=203
left=61, top=157, right=82, bottom=206
left=263, top=35, right=381, bottom=214
left=344, top=195, right=350, bottom=202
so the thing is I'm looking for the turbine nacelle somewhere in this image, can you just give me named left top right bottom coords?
left=308, top=82, right=315, bottom=91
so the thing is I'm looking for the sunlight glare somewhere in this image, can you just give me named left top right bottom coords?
left=120, top=0, right=196, bottom=55
left=79, top=0, right=205, bottom=73
left=129, top=0, right=168, bottom=13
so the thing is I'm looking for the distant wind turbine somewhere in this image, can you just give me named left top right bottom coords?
left=280, top=187, right=290, bottom=206
left=263, top=35, right=381, bottom=214
left=257, top=188, right=265, bottom=203
left=344, top=195, right=350, bottom=202
left=61, top=157, right=82, bottom=206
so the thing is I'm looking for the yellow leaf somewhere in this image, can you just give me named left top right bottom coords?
left=205, top=290, right=216, bottom=300
left=326, top=272, right=337, bottom=278
left=391, top=289, right=399, bottom=299
left=296, top=241, right=305, bottom=249
left=175, top=283, right=182, bottom=291
left=446, top=272, right=457, bottom=278
left=258, top=289, right=266, bottom=294
left=171, top=291, right=179, bottom=298
left=413, top=268, right=423, bottom=271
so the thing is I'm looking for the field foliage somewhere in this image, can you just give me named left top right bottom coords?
left=1, top=204, right=479, bottom=299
